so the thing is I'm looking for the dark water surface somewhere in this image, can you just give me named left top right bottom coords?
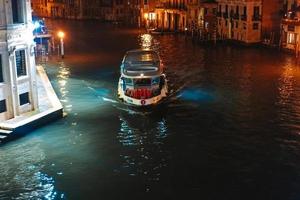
left=1, top=20, right=300, bottom=200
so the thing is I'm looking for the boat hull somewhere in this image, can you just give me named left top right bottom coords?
left=117, top=78, right=168, bottom=106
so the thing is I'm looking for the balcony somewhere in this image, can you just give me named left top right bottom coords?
left=233, top=13, right=239, bottom=20
left=155, top=3, right=165, bottom=9
left=252, top=15, right=261, bottom=21
left=281, top=11, right=300, bottom=26
left=217, top=12, right=221, bottom=17
left=223, top=12, right=228, bottom=19
left=156, top=2, right=187, bottom=11
left=179, top=3, right=187, bottom=11
left=282, top=18, right=300, bottom=26
left=240, top=14, right=247, bottom=21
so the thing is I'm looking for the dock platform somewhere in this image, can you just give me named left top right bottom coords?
left=0, top=65, right=63, bottom=143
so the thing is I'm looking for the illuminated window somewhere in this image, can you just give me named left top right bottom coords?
left=19, top=92, right=29, bottom=105
left=15, top=50, right=27, bottom=77
left=287, top=32, right=296, bottom=44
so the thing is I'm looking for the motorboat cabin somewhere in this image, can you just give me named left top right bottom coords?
left=118, top=49, right=168, bottom=106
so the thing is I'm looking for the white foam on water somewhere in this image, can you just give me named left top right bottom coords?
left=102, top=97, right=118, bottom=103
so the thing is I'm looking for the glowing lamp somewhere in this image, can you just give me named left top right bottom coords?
left=57, top=31, right=65, bottom=39
left=144, top=13, right=149, bottom=19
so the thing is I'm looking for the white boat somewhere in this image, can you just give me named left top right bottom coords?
left=118, top=49, right=168, bottom=106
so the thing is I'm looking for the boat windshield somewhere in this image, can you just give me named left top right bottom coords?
left=125, top=51, right=159, bottom=64
left=134, top=78, right=152, bottom=86
left=122, top=77, right=161, bottom=87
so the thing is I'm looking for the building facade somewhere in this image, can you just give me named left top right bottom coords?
left=0, top=0, right=38, bottom=121
left=216, top=0, right=284, bottom=44
left=31, top=0, right=78, bottom=19
left=31, top=0, right=48, bottom=17
left=156, top=0, right=188, bottom=32
left=216, top=0, right=262, bottom=43
left=141, top=0, right=158, bottom=28
left=262, top=0, right=285, bottom=45
left=31, top=0, right=141, bottom=25
left=281, top=0, right=300, bottom=52
left=187, top=0, right=217, bottom=41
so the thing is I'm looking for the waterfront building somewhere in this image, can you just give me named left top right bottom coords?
left=141, top=0, right=158, bottom=28
left=280, top=0, right=300, bottom=53
left=31, top=0, right=141, bottom=25
left=97, top=0, right=141, bottom=25
left=80, top=0, right=103, bottom=19
left=31, top=0, right=49, bottom=17
left=155, top=0, right=188, bottom=32
left=216, top=0, right=262, bottom=43
left=216, top=0, right=284, bottom=44
left=48, top=0, right=66, bottom=18
left=186, top=0, right=217, bottom=41
left=0, top=0, right=62, bottom=141
left=0, top=0, right=39, bottom=121
left=261, top=0, right=285, bottom=45
left=65, top=0, right=81, bottom=19
left=31, top=0, right=69, bottom=18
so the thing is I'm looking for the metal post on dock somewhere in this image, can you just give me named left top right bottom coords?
left=57, top=31, right=65, bottom=59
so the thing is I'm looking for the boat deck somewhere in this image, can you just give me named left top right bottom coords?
left=121, top=49, right=163, bottom=77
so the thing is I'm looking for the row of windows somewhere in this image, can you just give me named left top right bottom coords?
left=218, top=5, right=260, bottom=16
left=0, top=92, right=30, bottom=114
left=219, top=19, right=259, bottom=30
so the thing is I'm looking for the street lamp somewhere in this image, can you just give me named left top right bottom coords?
left=184, top=27, right=188, bottom=39
left=57, top=31, right=65, bottom=58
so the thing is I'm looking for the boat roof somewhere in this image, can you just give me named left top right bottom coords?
left=121, top=49, right=163, bottom=77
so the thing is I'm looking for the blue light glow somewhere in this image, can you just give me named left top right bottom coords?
left=178, top=88, right=214, bottom=102
left=34, top=21, right=41, bottom=29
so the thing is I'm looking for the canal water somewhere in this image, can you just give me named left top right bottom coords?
left=1, top=20, right=300, bottom=200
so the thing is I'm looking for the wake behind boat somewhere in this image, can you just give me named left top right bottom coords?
left=118, top=49, right=168, bottom=106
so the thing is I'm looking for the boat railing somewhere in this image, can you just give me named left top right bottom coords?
left=125, top=88, right=161, bottom=99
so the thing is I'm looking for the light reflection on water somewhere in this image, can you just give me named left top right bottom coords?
left=278, top=64, right=295, bottom=106
left=276, top=59, right=300, bottom=135
left=139, top=33, right=160, bottom=52
left=140, top=33, right=152, bottom=49
left=57, top=62, right=71, bottom=112
left=117, top=110, right=169, bottom=190
left=2, top=20, right=300, bottom=199
left=0, top=141, right=64, bottom=199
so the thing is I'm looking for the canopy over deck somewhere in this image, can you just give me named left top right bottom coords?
left=121, top=49, right=163, bottom=77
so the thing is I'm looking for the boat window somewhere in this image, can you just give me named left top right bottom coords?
left=125, top=51, right=159, bottom=63
left=134, top=78, right=151, bottom=86
left=152, top=77, right=160, bottom=85
left=123, top=77, right=133, bottom=85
